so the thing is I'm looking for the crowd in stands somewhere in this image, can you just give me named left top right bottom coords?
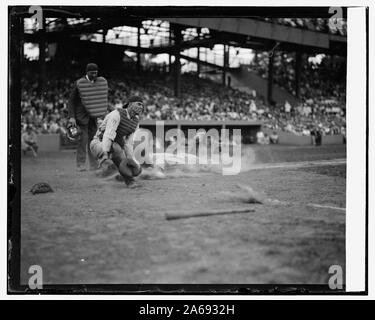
left=108, top=72, right=268, bottom=122
left=252, top=52, right=346, bottom=103
left=261, top=100, right=346, bottom=137
left=21, top=51, right=346, bottom=144
left=21, top=76, right=71, bottom=136
left=248, top=50, right=346, bottom=138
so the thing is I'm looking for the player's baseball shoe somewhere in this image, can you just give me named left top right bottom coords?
left=125, top=179, right=142, bottom=189
left=95, top=159, right=117, bottom=177
left=114, top=174, right=141, bottom=188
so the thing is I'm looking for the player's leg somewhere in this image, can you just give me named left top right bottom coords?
left=76, top=122, right=88, bottom=171
left=111, top=144, right=133, bottom=184
left=30, top=145, right=37, bottom=157
left=111, top=143, right=127, bottom=170
left=22, top=144, right=28, bottom=156
left=111, top=143, right=141, bottom=186
left=89, top=137, right=102, bottom=162
left=90, top=138, right=116, bottom=177
left=33, top=143, right=38, bottom=154
left=87, top=117, right=98, bottom=170
left=30, top=143, right=38, bottom=156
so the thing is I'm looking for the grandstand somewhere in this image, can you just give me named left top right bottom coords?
left=13, top=6, right=347, bottom=146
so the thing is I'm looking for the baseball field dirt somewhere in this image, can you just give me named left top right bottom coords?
left=19, top=144, right=346, bottom=285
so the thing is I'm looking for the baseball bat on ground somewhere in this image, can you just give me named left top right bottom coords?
left=165, top=207, right=255, bottom=220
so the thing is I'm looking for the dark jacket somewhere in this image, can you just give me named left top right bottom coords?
left=68, top=77, right=93, bottom=126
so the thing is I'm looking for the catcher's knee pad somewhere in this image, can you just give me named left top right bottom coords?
left=90, top=139, right=103, bottom=159
left=118, top=158, right=142, bottom=179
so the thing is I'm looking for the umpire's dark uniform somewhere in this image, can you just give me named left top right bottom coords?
left=68, top=70, right=98, bottom=170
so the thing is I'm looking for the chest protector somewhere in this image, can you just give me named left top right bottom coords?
left=77, top=77, right=108, bottom=118
left=114, top=109, right=139, bottom=147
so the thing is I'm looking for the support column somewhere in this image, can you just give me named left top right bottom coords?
left=253, top=49, right=258, bottom=65
left=169, top=26, right=172, bottom=73
left=102, top=29, right=107, bottom=43
left=173, top=26, right=182, bottom=98
left=295, top=50, right=302, bottom=98
left=137, top=27, right=141, bottom=73
left=38, top=16, right=46, bottom=95
left=197, top=28, right=201, bottom=77
left=197, top=47, right=200, bottom=77
left=267, top=52, right=274, bottom=104
left=223, top=45, right=229, bottom=86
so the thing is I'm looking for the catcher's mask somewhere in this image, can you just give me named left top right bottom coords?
left=126, top=96, right=144, bottom=119
left=66, top=123, right=81, bottom=143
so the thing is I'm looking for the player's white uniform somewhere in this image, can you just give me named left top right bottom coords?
left=90, top=109, right=137, bottom=166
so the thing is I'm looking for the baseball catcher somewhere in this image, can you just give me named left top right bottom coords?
left=90, top=96, right=144, bottom=187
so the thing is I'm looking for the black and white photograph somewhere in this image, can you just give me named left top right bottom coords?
left=6, top=3, right=369, bottom=296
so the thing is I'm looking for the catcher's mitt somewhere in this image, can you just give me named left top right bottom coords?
left=30, top=182, right=54, bottom=195
left=118, top=158, right=142, bottom=179
left=65, top=123, right=81, bottom=143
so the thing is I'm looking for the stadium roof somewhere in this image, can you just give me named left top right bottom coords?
left=16, top=6, right=347, bottom=56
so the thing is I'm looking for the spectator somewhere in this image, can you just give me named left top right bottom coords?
left=270, top=131, right=279, bottom=144
left=264, top=133, right=270, bottom=145
left=315, top=129, right=322, bottom=146
left=22, top=126, right=38, bottom=157
left=21, top=61, right=345, bottom=141
left=256, top=130, right=272, bottom=145
left=249, top=100, right=257, bottom=113
left=284, top=100, right=292, bottom=117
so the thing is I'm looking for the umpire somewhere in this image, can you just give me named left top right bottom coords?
left=68, top=63, right=108, bottom=171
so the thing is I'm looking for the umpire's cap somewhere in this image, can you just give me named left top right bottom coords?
left=86, top=63, right=98, bottom=72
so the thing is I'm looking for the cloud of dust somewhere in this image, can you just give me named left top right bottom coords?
left=220, top=183, right=290, bottom=206
left=134, top=128, right=257, bottom=176
left=136, top=143, right=259, bottom=181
